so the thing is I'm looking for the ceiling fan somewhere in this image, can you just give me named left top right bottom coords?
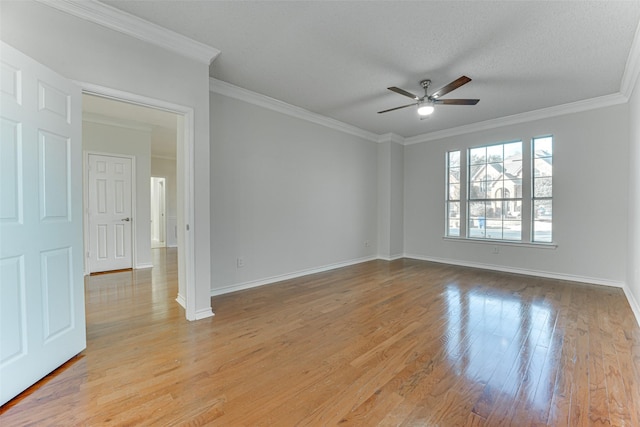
left=378, top=75, right=479, bottom=117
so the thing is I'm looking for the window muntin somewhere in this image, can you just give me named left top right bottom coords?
left=532, top=136, right=553, bottom=242
left=446, top=150, right=461, bottom=237
left=468, top=141, right=523, bottom=241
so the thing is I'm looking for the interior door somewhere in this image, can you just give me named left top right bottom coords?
left=87, top=154, right=133, bottom=273
left=0, top=42, right=86, bottom=405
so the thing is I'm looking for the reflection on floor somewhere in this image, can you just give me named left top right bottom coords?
left=2, top=251, right=639, bottom=425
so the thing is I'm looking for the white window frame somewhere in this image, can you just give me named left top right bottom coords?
left=444, top=135, right=555, bottom=247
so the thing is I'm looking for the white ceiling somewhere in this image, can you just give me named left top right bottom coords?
left=100, top=1, right=640, bottom=138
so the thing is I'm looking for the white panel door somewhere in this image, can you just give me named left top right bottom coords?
left=88, top=154, right=133, bottom=273
left=0, top=42, right=85, bottom=405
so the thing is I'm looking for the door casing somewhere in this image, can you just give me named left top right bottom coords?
left=78, top=83, right=199, bottom=320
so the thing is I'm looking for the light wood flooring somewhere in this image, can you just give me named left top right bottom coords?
left=2, top=248, right=640, bottom=426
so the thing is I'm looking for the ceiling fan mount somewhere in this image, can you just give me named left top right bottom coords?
left=378, top=75, right=479, bottom=116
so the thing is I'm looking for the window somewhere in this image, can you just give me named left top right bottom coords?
left=468, top=141, right=523, bottom=240
left=532, top=136, right=553, bottom=242
left=446, top=151, right=461, bottom=237
left=445, top=136, right=553, bottom=243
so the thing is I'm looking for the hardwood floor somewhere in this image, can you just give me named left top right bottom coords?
left=2, top=248, right=639, bottom=426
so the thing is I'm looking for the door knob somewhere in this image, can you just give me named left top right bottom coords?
left=121, top=217, right=131, bottom=222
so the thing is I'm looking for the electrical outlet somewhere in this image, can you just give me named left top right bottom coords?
left=237, top=257, right=245, bottom=268
left=492, top=246, right=499, bottom=254
left=365, top=240, right=370, bottom=247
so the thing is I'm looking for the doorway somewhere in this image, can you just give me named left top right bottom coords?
left=80, top=85, right=198, bottom=320
left=87, top=153, right=134, bottom=273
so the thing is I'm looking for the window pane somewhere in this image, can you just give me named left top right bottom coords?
left=534, top=177, right=552, bottom=197
left=533, top=199, right=552, bottom=220
left=503, top=220, right=522, bottom=240
left=533, top=221, right=553, bottom=242
left=503, top=159, right=522, bottom=178
left=449, top=167, right=460, bottom=181
left=533, top=198, right=552, bottom=242
left=447, top=202, right=460, bottom=237
left=470, top=147, right=486, bottom=165
left=485, top=218, right=503, bottom=239
left=468, top=201, right=486, bottom=238
left=449, top=151, right=460, bottom=167
left=534, top=137, right=552, bottom=157
left=486, top=164, right=503, bottom=180
left=487, top=144, right=503, bottom=162
left=487, top=181, right=503, bottom=199
left=469, top=182, right=486, bottom=199
left=469, top=164, right=485, bottom=181
left=504, top=142, right=522, bottom=160
left=449, top=184, right=460, bottom=200
left=534, top=158, right=552, bottom=177
left=504, top=179, right=521, bottom=198
left=505, top=200, right=522, bottom=219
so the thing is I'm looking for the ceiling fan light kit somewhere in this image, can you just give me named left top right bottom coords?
left=378, top=75, right=480, bottom=119
left=417, top=103, right=435, bottom=116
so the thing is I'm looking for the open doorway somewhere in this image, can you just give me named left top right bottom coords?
left=80, top=86, right=198, bottom=319
left=83, top=93, right=178, bottom=272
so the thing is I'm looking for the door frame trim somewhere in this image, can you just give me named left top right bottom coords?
left=83, top=152, right=137, bottom=274
left=78, top=81, right=198, bottom=321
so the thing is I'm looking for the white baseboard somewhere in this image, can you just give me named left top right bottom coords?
left=403, top=253, right=625, bottom=288
left=135, top=262, right=154, bottom=270
left=175, top=293, right=186, bottom=308
left=194, top=308, right=215, bottom=320
left=377, top=253, right=404, bottom=261
left=210, top=255, right=378, bottom=297
left=175, top=294, right=215, bottom=320
left=623, top=285, right=640, bottom=327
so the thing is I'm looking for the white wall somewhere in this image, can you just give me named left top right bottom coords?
left=377, top=137, right=404, bottom=260
left=1, top=1, right=212, bottom=316
left=404, top=104, right=629, bottom=285
left=210, top=93, right=378, bottom=294
left=151, top=157, right=178, bottom=247
left=628, top=80, right=640, bottom=319
left=83, top=121, right=152, bottom=268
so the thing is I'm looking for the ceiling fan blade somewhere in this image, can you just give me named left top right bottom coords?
left=387, top=86, right=420, bottom=100
left=432, top=98, right=480, bottom=105
left=430, top=76, right=472, bottom=99
left=377, top=103, right=416, bottom=114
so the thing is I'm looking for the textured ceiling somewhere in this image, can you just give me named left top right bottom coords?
left=102, top=1, right=640, bottom=138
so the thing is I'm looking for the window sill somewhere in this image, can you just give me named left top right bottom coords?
left=443, top=236, right=557, bottom=249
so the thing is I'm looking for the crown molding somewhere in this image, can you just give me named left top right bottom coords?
left=37, top=0, right=220, bottom=65
left=210, top=78, right=380, bottom=143
left=82, top=112, right=153, bottom=132
left=404, top=92, right=628, bottom=145
left=210, top=77, right=628, bottom=147
left=621, top=19, right=640, bottom=98
left=377, top=133, right=406, bottom=145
